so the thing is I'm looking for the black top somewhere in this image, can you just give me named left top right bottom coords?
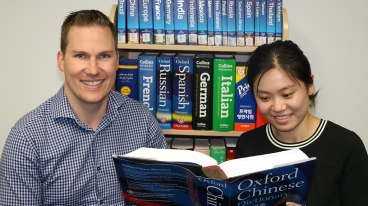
left=235, top=120, right=368, bottom=206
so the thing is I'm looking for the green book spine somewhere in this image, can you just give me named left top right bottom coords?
left=212, top=55, right=236, bottom=131
left=210, top=147, right=226, bottom=164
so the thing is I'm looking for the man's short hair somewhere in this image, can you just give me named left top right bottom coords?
left=60, top=9, right=117, bottom=55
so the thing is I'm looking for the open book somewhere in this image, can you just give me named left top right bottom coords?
left=113, top=148, right=316, bottom=206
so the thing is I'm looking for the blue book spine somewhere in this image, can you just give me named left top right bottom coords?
left=236, top=0, right=245, bottom=46
left=207, top=0, right=215, bottom=46
left=117, top=0, right=127, bottom=44
left=197, top=0, right=207, bottom=45
left=254, top=0, right=260, bottom=46
left=227, top=0, right=236, bottom=46
left=214, top=0, right=222, bottom=46
left=116, top=59, right=138, bottom=100
left=260, top=0, right=267, bottom=45
left=244, top=0, right=254, bottom=47
left=156, top=55, right=174, bottom=129
left=153, top=0, right=166, bottom=44
left=139, top=0, right=154, bottom=44
left=267, top=0, right=276, bottom=44
left=165, top=0, right=175, bottom=45
left=188, top=0, right=197, bottom=45
left=138, top=54, right=157, bottom=117
left=174, top=0, right=188, bottom=45
left=275, top=0, right=282, bottom=41
left=222, top=0, right=228, bottom=46
left=127, top=0, right=139, bottom=44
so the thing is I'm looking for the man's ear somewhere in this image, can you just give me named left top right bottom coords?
left=116, top=51, right=119, bottom=71
left=57, top=51, right=65, bottom=72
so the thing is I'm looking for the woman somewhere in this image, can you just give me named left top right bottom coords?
left=235, top=40, right=368, bottom=206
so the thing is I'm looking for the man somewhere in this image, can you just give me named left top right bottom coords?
left=0, top=10, right=167, bottom=205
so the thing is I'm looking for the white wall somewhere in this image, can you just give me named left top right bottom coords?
left=1, top=0, right=367, bottom=155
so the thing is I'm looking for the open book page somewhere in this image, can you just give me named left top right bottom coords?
left=217, top=149, right=310, bottom=178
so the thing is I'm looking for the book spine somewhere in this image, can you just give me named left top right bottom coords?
left=207, top=0, right=215, bottom=46
left=234, top=65, right=256, bottom=131
left=260, top=0, right=267, bottom=45
left=174, top=0, right=188, bottom=45
left=138, top=55, right=157, bottom=117
left=153, top=0, right=166, bottom=44
left=226, top=147, right=235, bottom=160
left=188, top=0, right=198, bottom=45
left=267, top=0, right=275, bottom=44
left=227, top=0, right=236, bottom=46
left=255, top=105, right=269, bottom=128
left=197, top=0, right=208, bottom=45
left=116, top=60, right=138, bottom=100
left=127, top=0, right=139, bottom=44
left=193, top=57, right=213, bottom=130
left=245, top=0, right=254, bottom=47
left=117, top=0, right=127, bottom=44
left=157, top=57, right=173, bottom=129
left=213, top=58, right=236, bottom=131
left=236, top=0, right=245, bottom=47
left=165, top=0, right=175, bottom=45
left=139, top=0, right=154, bottom=44
left=254, top=0, right=260, bottom=46
left=222, top=0, right=228, bottom=46
left=275, top=0, right=282, bottom=41
left=173, top=57, right=193, bottom=129
left=210, top=142, right=226, bottom=164
left=214, top=0, right=222, bottom=46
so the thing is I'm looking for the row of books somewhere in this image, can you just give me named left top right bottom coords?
left=115, top=52, right=256, bottom=132
left=117, top=0, right=283, bottom=46
left=166, top=137, right=238, bottom=163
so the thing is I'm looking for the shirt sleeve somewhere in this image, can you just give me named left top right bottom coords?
left=145, top=111, right=168, bottom=149
left=0, top=127, right=42, bottom=205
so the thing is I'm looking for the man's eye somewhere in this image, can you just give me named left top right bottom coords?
left=100, top=54, right=109, bottom=59
left=76, top=54, right=85, bottom=58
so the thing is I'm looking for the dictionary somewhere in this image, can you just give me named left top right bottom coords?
left=113, top=148, right=316, bottom=206
left=117, top=0, right=127, bottom=44
left=116, top=57, right=138, bottom=100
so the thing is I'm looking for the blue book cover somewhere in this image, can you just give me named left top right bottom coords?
left=267, top=0, right=276, bottom=44
left=153, top=0, right=165, bottom=44
left=116, top=58, right=138, bottom=100
left=127, top=0, right=139, bottom=44
left=138, top=53, right=158, bottom=117
left=244, top=0, right=254, bottom=47
left=173, top=53, right=194, bottom=130
left=113, top=149, right=316, bottom=206
left=236, top=0, right=245, bottom=46
left=227, top=0, right=236, bottom=46
left=197, top=0, right=208, bottom=45
left=260, top=0, right=267, bottom=45
left=165, top=0, right=175, bottom=45
left=207, top=0, right=215, bottom=46
left=255, top=0, right=260, bottom=46
left=117, top=0, right=127, bottom=44
left=214, top=0, right=222, bottom=46
left=156, top=53, right=175, bottom=129
left=174, top=0, right=188, bottom=45
left=222, top=0, right=228, bottom=46
left=275, top=0, right=283, bottom=41
left=139, top=0, right=154, bottom=44
left=188, top=0, right=197, bottom=45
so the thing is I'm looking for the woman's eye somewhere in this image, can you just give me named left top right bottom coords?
left=284, top=93, right=293, bottom=98
left=260, top=97, right=269, bottom=101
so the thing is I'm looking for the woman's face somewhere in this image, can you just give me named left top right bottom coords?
left=254, top=68, right=314, bottom=133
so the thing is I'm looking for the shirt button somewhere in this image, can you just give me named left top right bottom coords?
left=100, top=200, right=103, bottom=204
left=97, top=167, right=101, bottom=171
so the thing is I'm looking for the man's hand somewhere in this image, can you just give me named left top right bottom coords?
left=286, top=202, right=305, bottom=206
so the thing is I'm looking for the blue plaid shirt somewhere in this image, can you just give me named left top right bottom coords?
left=0, top=86, right=167, bottom=205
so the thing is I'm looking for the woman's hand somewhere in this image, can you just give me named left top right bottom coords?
left=286, top=202, right=305, bottom=206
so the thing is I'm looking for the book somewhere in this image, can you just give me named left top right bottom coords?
left=236, top=0, right=245, bottom=47
left=165, top=0, right=175, bottom=45
left=193, top=54, right=214, bottom=130
left=139, top=0, right=154, bottom=44
left=244, top=0, right=255, bottom=47
left=117, top=0, right=127, bottom=44
left=174, top=0, right=188, bottom=45
left=256, top=105, right=270, bottom=128
left=165, top=137, right=173, bottom=148
left=188, top=0, right=198, bottom=45
left=275, top=0, right=283, bottom=41
left=116, top=57, right=138, bottom=100
left=224, top=137, right=237, bottom=160
left=113, top=148, right=316, bottom=206
left=254, top=0, right=260, bottom=46
left=210, top=138, right=226, bottom=164
left=266, top=0, right=276, bottom=44
left=214, top=0, right=222, bottom=46
left=207, top=0, right=215, bottom=46
left=153, top=0, right=166, bottom=44
left=260, top=0, right=267, bottom=45
left=194, top=138, right=210, bottom=156
left=127, top=0, right=139, bottom=44
left=197, top=0, right=208, bottom=45
left=227, top=0, right=236, bottom=46
left=222, top=0, right=228, bottom=46
left=171, top=138, right=194, bottom=150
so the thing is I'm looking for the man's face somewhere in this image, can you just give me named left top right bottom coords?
left=57, top=25, right=118, bottom=107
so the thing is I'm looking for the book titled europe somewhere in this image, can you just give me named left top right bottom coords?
left=236, top=0, right=245, bottom=47
left=138, top=53, right=158, bottom=117
left=275, top=0, right=283, bottom=41
left=197, top=0, right=208, bottom=45
left=267, top=0, right=276, bottom=44
left=188, top=0, right=197, bottom=45
left=213, top=54, right=236, bottom=131
left=127, top=0, right=139, bottom=44
left=116, top=57, right=138, bottom=100
left=173, top=54, right=194, bottom=130
left=174, top=0, right=188, bottom=45
left=207, top=0, right=215, bottom=46
left=156, top=53, right=175, bottom=129
left=165, top=0, right=175, bottom=45
left=113, top=148, right=316, bottom=206
left=214, top=0, right=222, bottom=46
left=222, top=0, right=228, bottom=46
left=254, top=0, right=261, bottom=46
left=193, top=54, right=214, bottom=130
left=117, top=0, right=127, bottom=44
left=260, top=0, right=267, bottom=45
left=245, top=0, right=254, bottom=47
left=153, top=0, right=165, bottom=44
left=227, top=0, right=236, bottom=46
left=139, top=0, right=154, bottom=44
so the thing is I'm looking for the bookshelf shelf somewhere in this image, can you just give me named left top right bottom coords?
left=162, top=129, right=243, bottom=137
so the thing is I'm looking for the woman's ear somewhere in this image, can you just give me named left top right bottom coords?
left=309, top=74, right=315, bottom=95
